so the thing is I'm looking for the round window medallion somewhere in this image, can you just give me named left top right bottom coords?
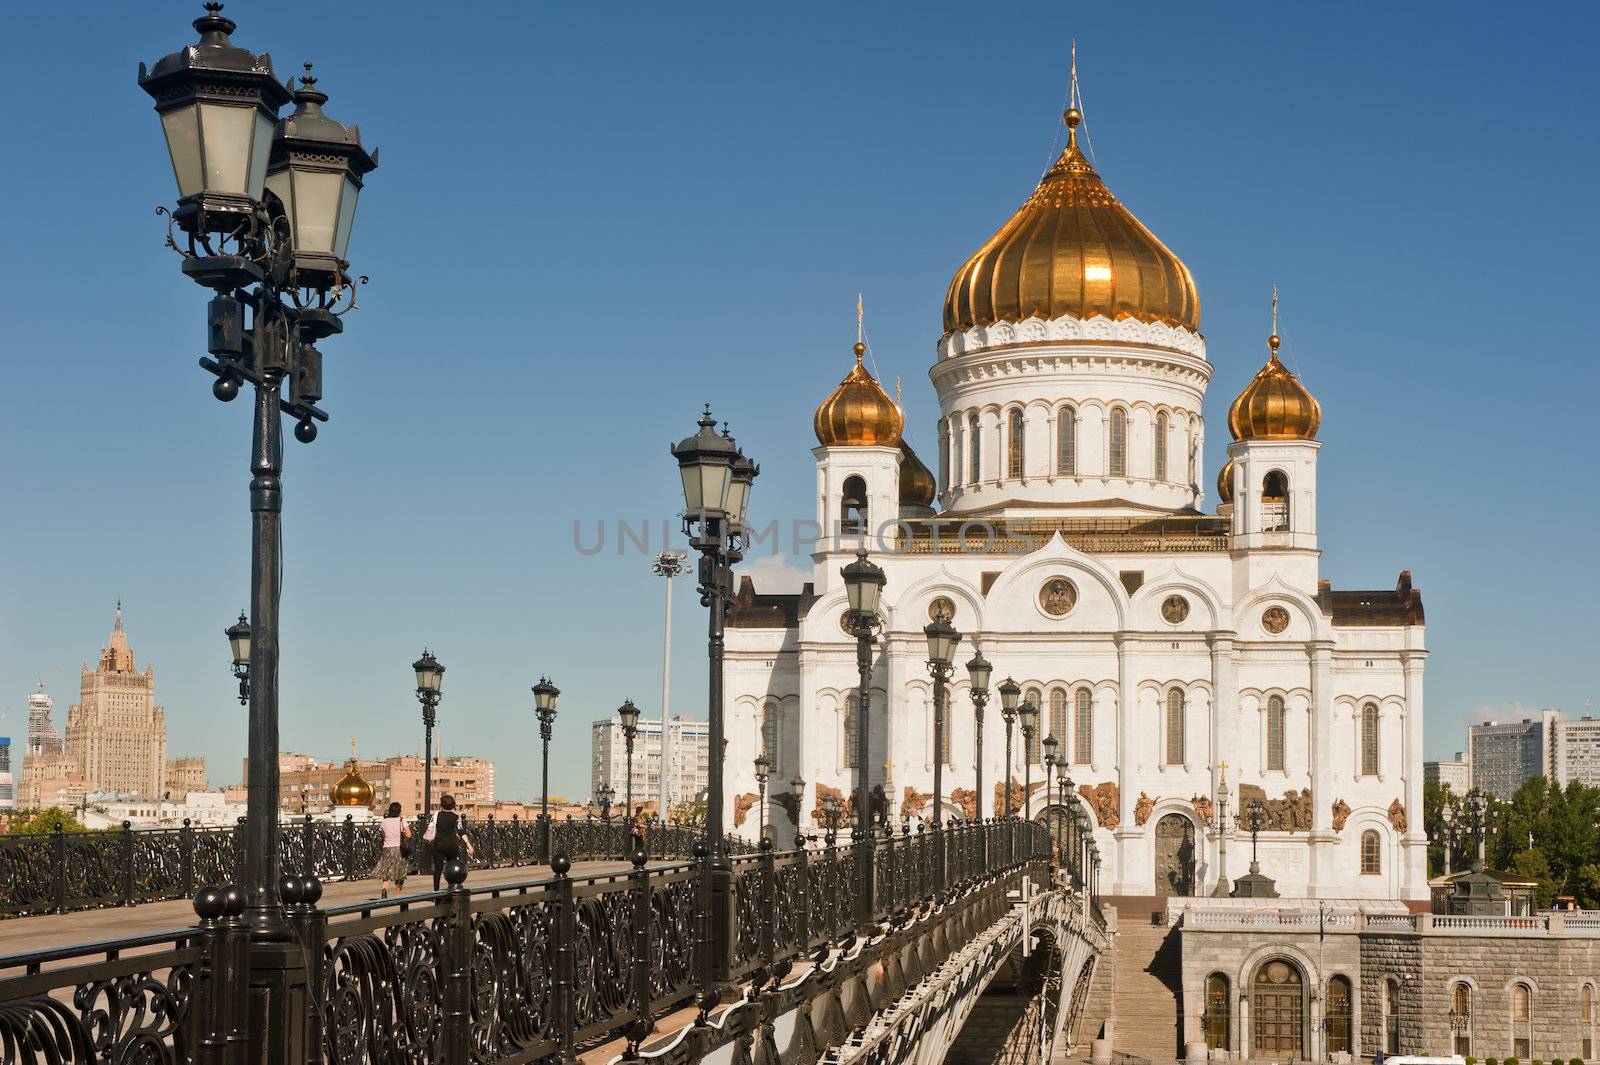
left=1264, top=960, right=1293, bottom=984
left=928, top=596, right=956, bottom=623
left=839, top=612, right=858, bottom=637
left=1038, top=578, right=1078, bottom=617
left=1262, top=606, right=1291, bottom=635
left=1161, top=595, right=1190, bottom=625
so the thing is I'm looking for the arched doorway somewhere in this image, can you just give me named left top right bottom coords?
left=1153, top=813, right=1195, bottom=897
left=1326, top=975, right=1353, bottom=1055
left=1251, top=960, right=1304, bottom=1057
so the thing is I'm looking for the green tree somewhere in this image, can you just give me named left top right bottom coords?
left=12, top=808, right=89, bottom=834
left=669, top=797, right=706, bottom=829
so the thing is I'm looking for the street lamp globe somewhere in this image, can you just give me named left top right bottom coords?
left=1042, top=734, right=1058, bottom=769
left=413, top=650, right=444, bottom=695
left=138, top=2, right=293, bottom=233
left=226, top=610, right=252, bottom=666
left=754, top=754, right=770, bottom=787
left=532, top=676, right=560, bottom=716
left=965, top=650, right=992, bottom=695
left=263, top=64, right=378, bottom=286
left=726, top=451, right=759, bottom=532
left=670, top=407, right=738, bottom=517
left=790, top=775, right=805, bottom=801
left=1018, top=699, right=1039, bottom=736
left=617, top=699, right=641, bottom=735
left=923, top=610, right=960, bottom=666
left=841, top=548, right=887, bottom=619
left=998, top=677, right=1020, bottom=717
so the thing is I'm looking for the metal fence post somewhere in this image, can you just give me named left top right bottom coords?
left=440, top=860, right=471, bottom=1065
left=759, top=838, right=775, bottom=972
left=218, top=883, right=250, bottom=1065
left=52, top=823, right=67, bottom=913
left=625, top=844, right=653, bottom=1057
left=284, top=875, right=327, bottom=1065
left=191, top=886, right=229, bottom=1065
left=181, top=818, right=196, bottom=898
left=551, top=853, right=578, bottom=1062
left=121, top=821, right=135, bottom=904
left=794, top=839, right=810, bottom=951
left=342, top=815, right=356, bottom=881
left=302, top=814, right=316, bottom=878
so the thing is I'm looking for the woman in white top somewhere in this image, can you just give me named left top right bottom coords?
left=372, top=801, right=412, bottom=898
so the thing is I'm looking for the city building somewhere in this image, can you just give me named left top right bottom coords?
left=25, top=680, right=62, bottom=757
left=1423, top=753, right=1470, bottom=793
left=0, top=737, right=12, bottom=810
left=163, top=756, right=207, bottom=797
left=591, top=716, right=710, bottom=813
left=64, top=604, right=167, bottom=799
left=77, top=790, right=254, bottom=830
left=722, top=92, right=1428, bottom=900
left=1468, top=712, right=1559, bottom=799
left=1552, top=715, right=1600, bottom=789
left=16, top=752, right=90, bottom=811
left=240, top=749, right=496, bottom=816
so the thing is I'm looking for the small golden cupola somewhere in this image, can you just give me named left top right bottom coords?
left=331, top=742, right=374, bottom=808
left=1216, top=457, right=1235, bottom=504
left=1226, top=330, right=1322, bottom=441
left=814, top=343, right=904, bottom=448
left=943, top=101, right=1200, bottom=335
left=898, top=442, right=937, bottom=509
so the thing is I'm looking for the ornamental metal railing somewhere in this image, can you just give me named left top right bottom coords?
left=0, top=814, right=744, bottom=918
left=0, top=819, right=1052, bottom=1065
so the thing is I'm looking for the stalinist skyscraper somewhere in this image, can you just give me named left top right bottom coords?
left=65, top=603, right=166, bottom=798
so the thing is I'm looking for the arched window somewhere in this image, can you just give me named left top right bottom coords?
left=1262, top=470, right=1290, bottom=531
left=841, top=475, right=867, bottom=534
left=761, top=703, right=779, bottom=764
left=1327, top=975, right=1353, bottom=1056
left=1057, top=405, right=1077, bottom=475
left=1007, top=408, right=1024, bottom=479
left=1155, top=411, right=1169, bottom=482
left=1383, top=978, right=1401, bottom=1054
left=937, top=418, right=949, bottom=491
left=1108, top=409, right=1127, bottom=477
left=1266, top=695, right=1286, bottom=771
left=1512, top=982, right=1532, bottom=1058
left=1451, top=983, right=1473, bottom=1056
left=1186, top=427, right=1196, bottom=487
left=1361, top=830, right=1381, bottom=874
left=968, top=413, right=982, bottom=484
left=1025, top=687, right=1042, bottom=763
left=1583, top=983, right=1594, bottom=1058
left=1361, top=703, right=1380, bottom=776
left=1074, top=688, right=1093, bottom=765
left=1049, top=689, right=1069, bottom=744
left=843, top=692, right=859, bottom=769
left=1165, top=688, right=1186, bottom=765
left=1204, top=973, right=1230, bottom=1051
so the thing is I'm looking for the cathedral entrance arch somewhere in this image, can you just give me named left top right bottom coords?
left=1153, top=813, right=1195, bottom=897
left=1250, top=960, right=1305, bottom=1057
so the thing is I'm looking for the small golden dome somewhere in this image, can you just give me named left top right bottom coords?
left=814, top=343, right=904, bottom=447
left=899, top=442, right=936, bottom=508
left=331, top=755, right=373, bottom=808
left=1227, top=333, right=1321, bottom=441
left=1216, top=458, right=1235, bottom=504
left=943, top=108, right=1200, bottom=336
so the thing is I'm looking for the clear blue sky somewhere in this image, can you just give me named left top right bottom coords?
left=3, top=1, right=1595, bottom=801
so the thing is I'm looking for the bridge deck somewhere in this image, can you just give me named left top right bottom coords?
left=0, top=859, right=643, bottom=956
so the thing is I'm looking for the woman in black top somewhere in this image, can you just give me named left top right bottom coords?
left=429, top=793, right=474, bottom=891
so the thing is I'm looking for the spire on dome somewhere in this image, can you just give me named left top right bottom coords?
left=1064, top=39, right=1083, bottom=148
left=114, top=599, right=123, bottom=633
left=1226, top=291, right=1322, bottom=441
left=814, top=300, right=904, bottom=448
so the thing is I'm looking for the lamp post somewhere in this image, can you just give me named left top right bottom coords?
left=142, top=2, right=376, bottom=963
left=413, top=651, right=444, bottom=818
left=1247, top=799, right=1265, bottom=869
left=651, top=550, right=691, bottom=823
left=672, top=407, right=756, bottom=1004
left=966, top=651, right=991, bottom=860
left=841, top=547, right=886, bottom=931
left=1019, top=698, right=1039, bottom=822
left=789, top=776, right=805, bottom=849
left=823, top=793, right=841, bottom=848
left=998, top=678, right=1020, bottom=818
left=1055, top=761, right=1072, bottom=876
left=226, top=611, right=251, bottom=705
left=923, top=609, right=960, bottom=891
left=598, top=782, right=614, bottom=825
left=618, top=699, right=641, bottom=830
left=1440, top=801, right=1456, bottom=877
left=753, top=755, right=770, bottom=842
left=1211, top=766, right=1232, bottom=896
left=1468, top=788, right=1488, bottom=871
left=1042, top=734, right=1058, bottom=818
left=532, top=677, right=560, bottom=859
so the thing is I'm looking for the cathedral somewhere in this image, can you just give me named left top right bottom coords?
left=723, top=93, right=1427, bottom=901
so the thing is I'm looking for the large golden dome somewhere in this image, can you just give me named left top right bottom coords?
left=1227, top=334, right=1321, bottom=441
left=331, top=755, right=374, bottom=808
left=899, top=442, right=936, bottom=508
left=943, top=108, right=1200, bottom=336
left=814, top=343, right=904, bottom=447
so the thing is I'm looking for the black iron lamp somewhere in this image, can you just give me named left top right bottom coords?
left=841, top=549, right=887, bottom=620
left=754, top=754, right=770, bottom=841
left=533, top=676, right=560, bottom=858
left=789, top=775, right=806, bottom=848
left=413, top=650, right=444, bottom=817
left=1042, top=734, right=1059, bottom=815
left=672, top=409, right=739, bottom=518
left=923, top=609, right=960, bottom=892
left=966, top=649, right=991, bottom=842
left=923, top=610, right=960, bottom=666
left=998, top=677, right=1020, bottom=817
left=618, top=698, right=641, bottom=830
left=414, top=650, right=445, bottom=695
left=226, top=610, right=251, bottom=705
left=1018, top=698, right=1039, bottom=820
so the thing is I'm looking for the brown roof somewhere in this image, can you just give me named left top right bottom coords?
left=727, top=577, right=815, bottom=629
left=1316, top=571, right=1425, bottom=627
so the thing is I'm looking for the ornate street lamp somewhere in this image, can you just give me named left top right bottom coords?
left=1019, top=698, right=1039, bottom=821
left=998, top=678, right=1020, bottom=818
left=1440, top=801, right=1457, bottom=877
left=754, top=755, right=770, bottom=842
left=226, top=610, right=251, bottom=705
left=822, top=793, right=841, bottom=848
left=532, top=676, right=560, bottom=859
left=671, top=405, right=757, bottom=1008
left=618, top=699, right=641, bottom=830
left=1247, top=799, right=1266, bottom=867
left=414, top=650, right=445, bottom=817
left=924, top=609, right=960, bottom=893
left=1055, top=760, right=1072, bottom=876
left=1042, top=734, right=1059, bottom=819
left=841, top=547, right=886, bottom=932
left=140, top=5, right=377, bottom=989
left=789, top=775, right=806, bottom=850
left=966, top=650, right=991, bottom=851
left=597, top=782, right=615, bottom=825
left=1211, top=767, right=1232, bottom=897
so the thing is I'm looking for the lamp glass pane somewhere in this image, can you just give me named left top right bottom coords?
left=199, top=102, right=257, bottom=195
left=248, top=111, right=275, bottom=199
left=333, top=176, right=360, bottom=260
left=678, top=463, right=702, bottom=510
left=844, top=581, right=862, bottom=615
left=160, top=105, right=204, bottom=198
left=858, top=579, right=881, bottom=617
left=725, top=476, right=749, bottom=526
left=230, top=634, right=250, bottom=662
left=265, top=168, right=296, bottom=232
left=290, top=168, right=343, bottom=253
left=698, top=462, right=730, bottom=513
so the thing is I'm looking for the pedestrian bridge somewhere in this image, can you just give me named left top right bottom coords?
left=0, top=822, right=1106, bottom=1065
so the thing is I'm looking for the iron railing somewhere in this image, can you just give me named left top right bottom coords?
left=0, top=819, right=1051, bottom=1065
left=0, top=815, right=744, bottom=917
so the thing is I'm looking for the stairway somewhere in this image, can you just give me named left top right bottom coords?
left=1104, top=898, right=1185, bottom=1062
